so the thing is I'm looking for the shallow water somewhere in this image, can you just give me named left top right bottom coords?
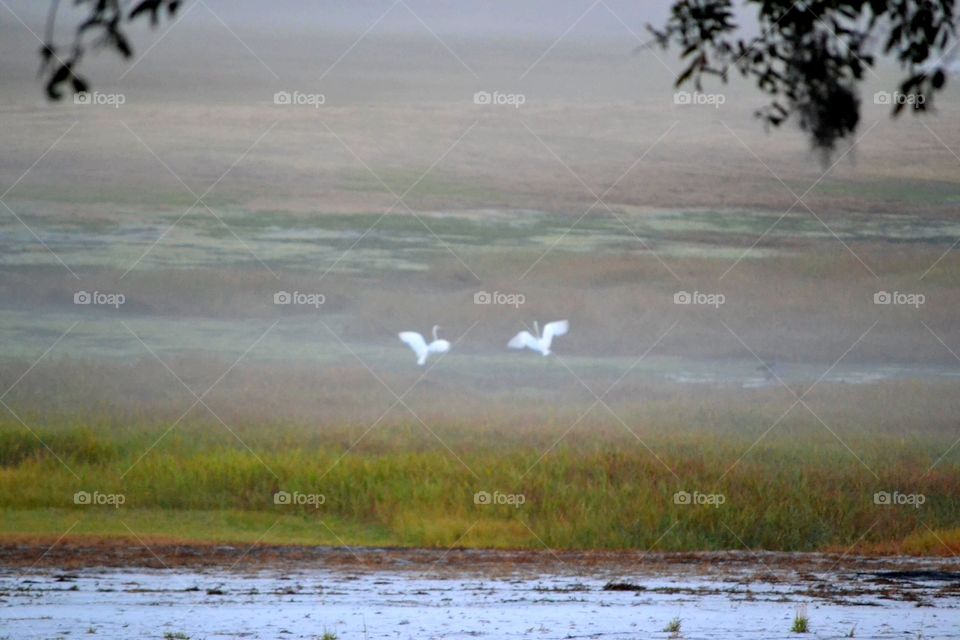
left=2, top=562, right=958, bottom=639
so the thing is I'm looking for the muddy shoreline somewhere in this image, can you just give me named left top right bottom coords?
left=5, top=539, right=960, bottom=575
left=5, top=543, right=959, bottom=638
left=4, top=550, right=959, bottom=639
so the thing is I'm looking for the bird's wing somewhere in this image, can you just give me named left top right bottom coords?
left=508, top=331, right=539, bottom=350
left=398, top=332, right=428, bottom=361
left=427, top=339, right=450, bottom=354
left=540, top=320, right=569, bottom=349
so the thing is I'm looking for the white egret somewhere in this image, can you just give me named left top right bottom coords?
left=508, top=320, right=569, bottom=356
left=398, top=325, right=451, bottom=365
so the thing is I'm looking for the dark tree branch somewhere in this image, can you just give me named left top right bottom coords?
left=39, top=0, right=182, bottom=100
left=39, top=0, right=956, bottom=153
left=650, top=0, right=956, bottom=151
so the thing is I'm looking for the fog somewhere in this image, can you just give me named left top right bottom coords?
left=7, top=0, right=692, bottom=38
left=0, top=0, right=958, bottom=425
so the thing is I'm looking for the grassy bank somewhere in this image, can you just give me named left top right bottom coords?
left=2, top=411, right=958, bottom=554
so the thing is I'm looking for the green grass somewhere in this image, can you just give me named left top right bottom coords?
left=1, top=413, right=958, bottom=552
left=663, top=617, right=682, bottom=633
left=1, top=508, right=392, bottom=547
left=791, top=606, right=810, bottom=633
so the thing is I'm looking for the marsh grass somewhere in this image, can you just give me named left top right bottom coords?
left=0, top=246, right=958, bottom=552
left=1, top=399, right=957, bottom=551
left=791, top=605, right=810, bottom=633
left=663, top=617, right=682, bottom=633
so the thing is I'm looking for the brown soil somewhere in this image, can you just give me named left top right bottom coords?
left=3, top=536, right=957, bottom=576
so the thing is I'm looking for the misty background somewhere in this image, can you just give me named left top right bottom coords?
left=0, top=0, right=958, bottom=430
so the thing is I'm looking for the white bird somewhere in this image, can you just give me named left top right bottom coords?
left=398, top=325, right=451, bottom=365
left=508, top=320, right=569, bottom=356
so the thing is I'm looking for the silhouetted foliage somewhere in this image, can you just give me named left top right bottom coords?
left=40, top=1, right=955, bottom=151
left=40, top=0, right=180, bottom=100
left=650, top=0, right=955, bottom=151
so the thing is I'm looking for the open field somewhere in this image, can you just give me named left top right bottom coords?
left=2, top=115, right=960, bottom=554
left=2, top=217, right=960, bottom=553
left=1, top=207, right=958, bottom=554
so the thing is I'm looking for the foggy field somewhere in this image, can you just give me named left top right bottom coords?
left=2, top=207, right=959, bottom=552
left=2, top=200, right=960, bottom=552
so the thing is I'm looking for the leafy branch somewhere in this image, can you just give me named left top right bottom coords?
left=40, top=0, right=182, bottom=100
left=649, top=0, right=956, bottom=150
